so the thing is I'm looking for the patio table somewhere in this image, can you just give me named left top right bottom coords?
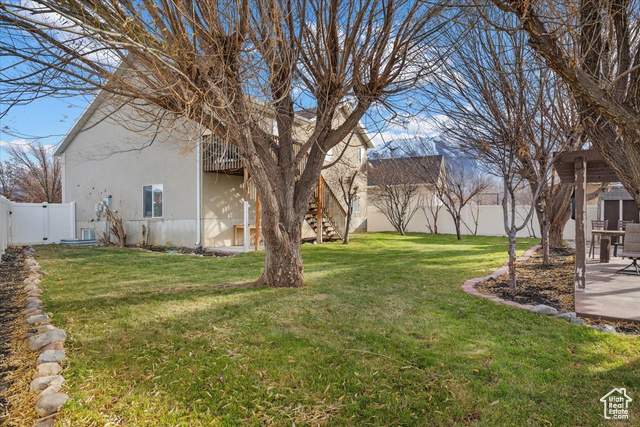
left=591, top=230, right=625, bottom=263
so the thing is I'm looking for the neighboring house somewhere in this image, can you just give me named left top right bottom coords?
left=599, top=184, right=640, bottom=229
left=367, top=155, right=444, bottom=204
left=55, top=98, right=373, bottom=249
left=366, top=155, right=444, bottom=232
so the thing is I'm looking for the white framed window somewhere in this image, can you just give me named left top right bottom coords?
left=81, top=228, right=95, bottom=240
left=325, top=148, right=333, bottom=162
left=352, top=195, right=360, bottom=214
left=357, top=148, right=365, bottom=164
left=143, top=184, right=163, bottom=218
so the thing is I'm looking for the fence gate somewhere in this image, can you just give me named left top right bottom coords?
left=8, top=202, right=76, bottom=245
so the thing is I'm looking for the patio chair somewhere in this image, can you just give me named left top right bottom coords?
left=589, top=220, right=608, bottom=259
left=614, top=220, right=636, bottom=256
left=618, top=223, right=640, bottom=275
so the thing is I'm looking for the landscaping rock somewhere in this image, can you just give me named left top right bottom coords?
left=33, top=362, right=63, bottom=379
left=555, top=312, right=576, bottom=320
left=603, top=325, right=617, bottom=334
left=39, top=376, right=65, bottom=396
left=27, top=289, right=43, bottom=297
left=30, top=375, right=64, bottom=392
left=37, top=350, right=65, bottom=365
left=29, top=329, right=66, bottom=351
left=26, top=296, right=41, bottom=304
left=26, top=300, right=41, bottom=309
left=570, top=317, right=586, bottom=325
left=36, top=324, right=56, bottom=334
left=32, top=418, right=55, bottom=427
left=22, top=307, right=42, bottom=317
left=35, top=393, right=69, bottom=417
left=41, top=340, right=65, bottom=351
left=529, top=304, right=558, bottom=316
left=27, top=314, right=50, bottom=325
left=24, top=284, right=37, bottom=292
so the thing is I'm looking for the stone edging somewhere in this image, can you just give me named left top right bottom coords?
left=21, top=247, right=69, bottom=427
left=461, top=244, right=542, bottom=310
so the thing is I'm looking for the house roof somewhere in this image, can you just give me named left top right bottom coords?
left=600, top=185, right=634, bottom=201
left=368, top=155, right=443, bottom=187
left=54, top=94, right=104, bottom=157
left=55, top=95, right=374, bottom=156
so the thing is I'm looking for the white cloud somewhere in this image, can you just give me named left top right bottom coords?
left=0, top=138, right=30, bottom=150
left=368, top=114, right=449, bottom=148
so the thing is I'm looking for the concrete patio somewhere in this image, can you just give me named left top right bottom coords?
left=576, top=255, right=640, bottom=322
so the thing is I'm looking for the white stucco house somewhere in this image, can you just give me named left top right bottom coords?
left=54, top=97, right=373, bottom=249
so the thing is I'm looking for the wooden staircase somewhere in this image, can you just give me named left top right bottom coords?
left=304, top=176, right=347, bottom=242
left=305, top=200, right=341, bottom=241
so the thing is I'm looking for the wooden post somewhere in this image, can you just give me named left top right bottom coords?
left=317, top=176, right=323, bottom=244
left=575, top=157, right=586, bottom=290
left=255, top=194, right=261, bottom=251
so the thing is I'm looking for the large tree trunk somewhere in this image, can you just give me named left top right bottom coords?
left=255, top=209, right=305, bottom=288
left=549, top=215, right=568, bottom=248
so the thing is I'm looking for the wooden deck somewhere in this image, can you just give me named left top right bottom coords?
left=575, top=256, right=640, bottom=322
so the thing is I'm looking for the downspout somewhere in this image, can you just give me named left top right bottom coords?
left=196, top=131, right=202, bottom=249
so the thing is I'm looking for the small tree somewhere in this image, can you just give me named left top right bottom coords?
left=431, top=8, right=552, bottom=292
left=405, top=141, right=490, bottom=240
left=368, top=155, right=422, bottom=236
left=421, top=194, right=442, bottom=234
left=328, top=159, right=365, bottom=245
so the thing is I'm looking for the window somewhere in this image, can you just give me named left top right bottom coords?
left=352, top=196, right=360, bottom=214
left=143, top=184, right=163, bottom=218
left=81, top=228, right=95, bottom=240
left=357, top=148, right=365, bottom=164
left=325, top=148, right=333, bottom=162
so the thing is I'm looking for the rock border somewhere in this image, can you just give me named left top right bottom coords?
left=20, top=247, right=69, bottom=427
left=461, top=244, right=620, bottom=334
left=461, top=244, right=541, bottom=310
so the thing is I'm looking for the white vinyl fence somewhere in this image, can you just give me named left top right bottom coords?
left=0, top=196, right=9, bottom=257
left=0, top=200, right=76, bottom=251
left=367, top=202, right=598, bottom=240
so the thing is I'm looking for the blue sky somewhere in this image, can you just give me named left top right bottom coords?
left=0, top=96, right=89, bottom=162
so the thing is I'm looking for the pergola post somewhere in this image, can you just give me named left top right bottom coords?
left=575, top=156, right=587, bottom=290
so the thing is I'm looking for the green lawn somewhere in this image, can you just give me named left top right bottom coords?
left=35, top=233, right=640, bottom=426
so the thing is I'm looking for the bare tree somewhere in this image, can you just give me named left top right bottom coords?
left=0, top=0, right=453, bottom=287
left=431, top=10, right=553, bottom=292
left=368, top=155, right=423, bottom=235
left=406, top=143, right=490, bottom=240
left=421, top=194, right=442, bottom=234
left=493, top=0, right=640, bottom=209
left=328, top=159, right=365, bottom=245
left=8, top=142, right=61, bottom=203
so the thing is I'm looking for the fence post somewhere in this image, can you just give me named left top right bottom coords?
left=70, top=201, right=76, bottom=238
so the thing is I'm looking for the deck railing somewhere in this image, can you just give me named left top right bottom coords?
left=202, top=135, right=244, bottom=173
